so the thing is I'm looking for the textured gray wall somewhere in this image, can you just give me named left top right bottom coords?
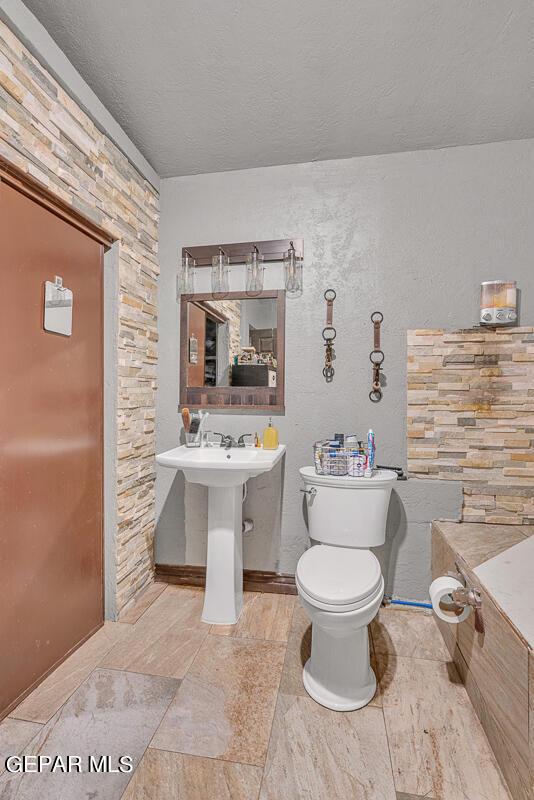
left=156, top=139, right=534, bottom=600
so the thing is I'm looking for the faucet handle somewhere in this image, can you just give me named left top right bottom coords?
left=237, top=434, right=253, bottom=447
left=213, top=432, right=225, bottom=446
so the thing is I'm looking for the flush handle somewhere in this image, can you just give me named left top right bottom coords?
left=300, top=487, right=317, bottom=498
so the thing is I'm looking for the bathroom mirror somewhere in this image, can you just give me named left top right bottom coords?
left=180, top=290, right=285, bottom=411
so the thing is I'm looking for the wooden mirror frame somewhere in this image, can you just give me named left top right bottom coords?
left=179, top=290, right=285, bottom=412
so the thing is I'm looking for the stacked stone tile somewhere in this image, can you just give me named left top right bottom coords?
left=0, top=22, right=159, bottom=611
left=408, top=327, right=534, bottom=525
left=205, top=299, right=242, bottom=357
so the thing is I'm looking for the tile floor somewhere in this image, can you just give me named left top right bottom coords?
left=0, top=584, right=512, bottom=800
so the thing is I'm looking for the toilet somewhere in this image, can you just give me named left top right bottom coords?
left=296, top=466, right=397, bottom=711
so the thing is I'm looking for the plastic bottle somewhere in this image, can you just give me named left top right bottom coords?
left=365, top=429, right=375, bottom=477
left=262, top=417, right=279, bottom=450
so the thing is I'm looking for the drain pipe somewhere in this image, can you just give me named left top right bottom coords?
left=241, top=484, right=254, bottom=534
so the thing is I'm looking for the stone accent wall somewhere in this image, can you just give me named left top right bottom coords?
left=408, top=327, right=534, bottom=525
left=0, top=22, right=159, bottom=612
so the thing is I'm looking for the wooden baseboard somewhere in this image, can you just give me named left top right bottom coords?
left=155, top=564, right=297, bottom=595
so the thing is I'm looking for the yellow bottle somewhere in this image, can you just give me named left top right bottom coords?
left=262, top=417, right=279, bottom=450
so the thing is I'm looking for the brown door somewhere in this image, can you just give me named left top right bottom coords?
left=187, top=303, right=207, bottom=387
left=249, top=328, right=277, bottom=356
left=0, top=181, right=104, bottom=718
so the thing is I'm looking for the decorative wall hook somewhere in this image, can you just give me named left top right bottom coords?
left=322, top=289, right=336, bottom=382
left=369, top=311, right=384, bottom=402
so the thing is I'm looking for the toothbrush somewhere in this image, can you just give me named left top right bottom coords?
left=181, top=407, right=191, bottom=432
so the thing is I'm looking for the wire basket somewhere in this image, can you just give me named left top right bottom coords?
left=313, top=441, right=368, bottom=477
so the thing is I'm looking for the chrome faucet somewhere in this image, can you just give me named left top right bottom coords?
left=214, top=433, right=252, bottom=449
left=215, top=433, right=237, bottom=449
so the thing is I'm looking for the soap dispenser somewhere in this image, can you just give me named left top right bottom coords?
left=262, top=417, right=279, bottom=450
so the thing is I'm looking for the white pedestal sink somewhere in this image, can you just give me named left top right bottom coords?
left=156, top=444, right=285, bottom=624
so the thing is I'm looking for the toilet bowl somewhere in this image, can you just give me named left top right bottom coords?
left=297, top=544, right=384, bottom=710
left=297, top=467, right=397, bottom=711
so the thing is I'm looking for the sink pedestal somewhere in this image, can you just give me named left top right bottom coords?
left=156, top=444, right=285, bottom=628
left=202, top=485, right=243, bottom=625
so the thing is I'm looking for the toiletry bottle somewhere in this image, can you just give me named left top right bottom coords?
left=262, top=418, right=279, bottom=450
left=254, top=432, right=261, bottom=448
left=365, top=429, right=375, bottom=477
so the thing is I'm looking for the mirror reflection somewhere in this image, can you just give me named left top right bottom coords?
left=186, top=297, right=278, bottom=388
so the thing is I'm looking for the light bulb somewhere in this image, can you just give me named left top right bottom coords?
left=246, top=247, right=264, bottom=296
left=284, top=242, right=303, bottom=297
left=178, top=252, right=195, bottom=298
left=211, top=249, right=230, bottom=299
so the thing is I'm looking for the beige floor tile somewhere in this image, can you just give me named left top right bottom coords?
left=100, top=586, right=209, bottom=679
left=368, top=649, right=388, bottom=708
left=371, top=607, right=450, bottom=661
left=211, top=592, right=295, bottom=642
left=122, top=748, right=262, bottom=800
left=119, top=581, right=166, bottom=624
left=208, top=591, right=258, bottom=637
left=379, top=655, right=511, bottom=800
left=9, top=622, right=128, bottom=724
left=259, top=693, right=396, bottom=800
left=0, top=669, right=178, bottom=800
left=152, top=634, right=285, bottom=766
left=0, top=718, right=42, bottom=775
left=278, top=603, right=311, bottom=697
left=396, top=793, right=434, bottom=800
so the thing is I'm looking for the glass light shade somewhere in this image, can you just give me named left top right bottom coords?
left=284, top=245, right=303, bottom=297
left=211, top=252, right=230, bottom=298
left=178, top=254, right=196, bottom=298
left=245, top=251, right=265, bottom=296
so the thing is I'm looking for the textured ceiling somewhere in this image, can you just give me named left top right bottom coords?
left=23, top=0, right=534, bottom=177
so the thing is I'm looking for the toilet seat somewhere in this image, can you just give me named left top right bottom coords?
left=296, top=545, right=382, bottom=612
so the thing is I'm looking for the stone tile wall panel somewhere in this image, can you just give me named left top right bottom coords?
left=0, top=21, right=159, bottom=612
left=408, top=328, right=534, bottom=525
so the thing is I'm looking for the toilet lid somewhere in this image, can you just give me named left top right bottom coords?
left=296, top=545, right=382, bottom=606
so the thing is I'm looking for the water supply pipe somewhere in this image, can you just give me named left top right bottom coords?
left=385, top=598, right=433, bottom=610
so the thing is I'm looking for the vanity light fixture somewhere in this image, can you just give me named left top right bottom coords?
left=181, top=238, right=304, bottom=300
left=211, top=247, right=230, bottom=299
left=245, top=245, right=265, bottom=296
left=178, top=249, right=196, bottom=298
left=284, top=240, right=303, bottom=297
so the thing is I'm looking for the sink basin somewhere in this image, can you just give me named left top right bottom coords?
left=156, top=444, right=285, bottom=487
left=156, top=443, right=286, bottom=625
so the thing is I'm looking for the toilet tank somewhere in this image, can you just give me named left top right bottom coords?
left=300, top=467, right=397, bottom=548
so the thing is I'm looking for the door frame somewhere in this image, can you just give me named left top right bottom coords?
left=1, top=158, right=120, bottom=621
